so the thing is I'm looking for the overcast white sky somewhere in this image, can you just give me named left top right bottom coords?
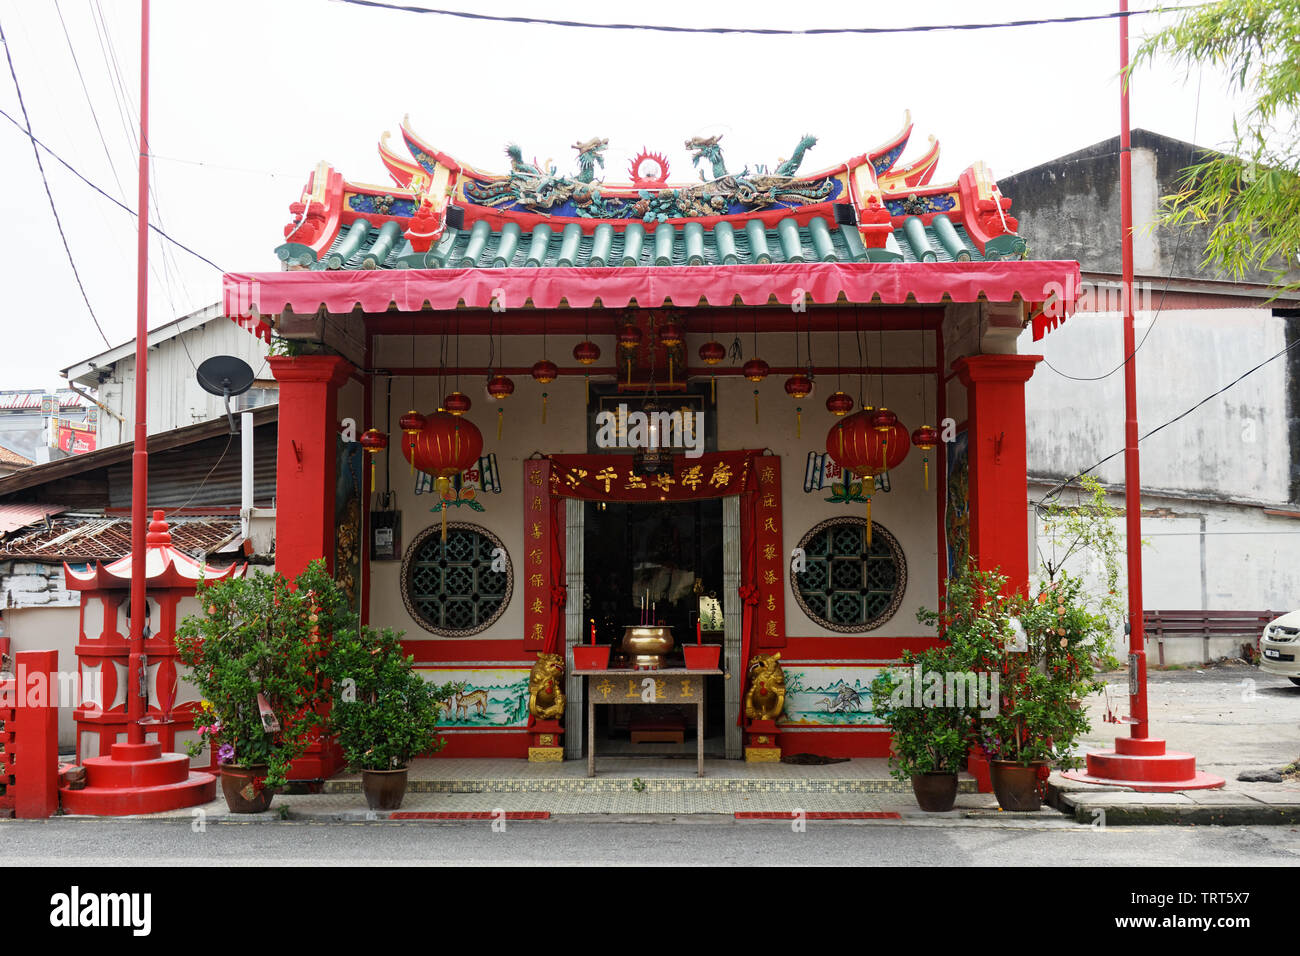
left=0, top=0, right=1249, bottom=391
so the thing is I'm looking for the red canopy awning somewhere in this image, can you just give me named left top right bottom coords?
left=223, top=260, right=1080, bottom=341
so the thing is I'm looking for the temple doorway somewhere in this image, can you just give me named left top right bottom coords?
left=583, top=498, right=726, bottom=757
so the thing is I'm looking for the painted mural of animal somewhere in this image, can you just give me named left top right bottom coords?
left=455, top=688, right=489, bottom=719
left=819, top=684, right=862, bottom=714
left=744, top=653, right=787, bottom=722
left=528, top=652, right=566, bottom=721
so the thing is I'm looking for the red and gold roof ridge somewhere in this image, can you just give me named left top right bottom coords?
left=275, top=112, right=1026, bottom=269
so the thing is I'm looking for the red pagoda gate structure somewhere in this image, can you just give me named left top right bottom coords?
left=223, top=114, right=1078, bottom=774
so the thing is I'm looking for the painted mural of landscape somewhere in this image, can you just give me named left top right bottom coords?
left=417, top=667, right=531, bottom=729
left=779, top=665, right=886, bottom=727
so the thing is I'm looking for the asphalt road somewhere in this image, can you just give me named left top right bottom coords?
left=5, top=818, right=1299, bottom=866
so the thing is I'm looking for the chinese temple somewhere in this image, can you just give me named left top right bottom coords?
left=222, top=113, right=1078, bottom=774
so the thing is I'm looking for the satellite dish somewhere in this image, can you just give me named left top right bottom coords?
left=196, top=356, right=255, bottom=433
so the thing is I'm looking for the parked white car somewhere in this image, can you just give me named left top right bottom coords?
left=1260, top=611, right=1300, bottom=685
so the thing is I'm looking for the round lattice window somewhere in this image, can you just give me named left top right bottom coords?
left=402, top=523, right=513, bottom=637
left=791, top=517, right=906, bottom=632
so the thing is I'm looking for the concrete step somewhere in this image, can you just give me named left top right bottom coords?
left=60, top=772, right=216, bottom=816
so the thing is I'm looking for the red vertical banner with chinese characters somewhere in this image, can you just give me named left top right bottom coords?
left=523, top=459, right=551, bottom=651
left=752, top=456, right=786, bottom=649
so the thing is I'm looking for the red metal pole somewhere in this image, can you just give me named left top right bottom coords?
left=1119, top=0, right=1148, bottom=738
left=127, top=0, right=150, bottom=745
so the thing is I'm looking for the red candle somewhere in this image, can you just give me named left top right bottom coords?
left=696, top=619, right=702, bottom=645
left=589, top=619, right=596, bottom=646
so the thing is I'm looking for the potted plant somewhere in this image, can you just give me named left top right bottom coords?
left=985, top=571, right=1106, bottom=809
left=323, top=625, right=454, bottom=810
left=870, top=645, right=974, bottom=812
left=175, top=560, right=350, bottom=813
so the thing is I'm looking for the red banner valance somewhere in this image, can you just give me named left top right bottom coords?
left=546, top=450, right=761, bottom=502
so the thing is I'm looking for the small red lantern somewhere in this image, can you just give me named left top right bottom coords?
left=742, top=358, right=769, bottom=382
left=359, top=427, right=388, bottom=487
left=658, top=321, right=683, bottom=348
left=486, top=374, right=514, bottom=439
left=784, top=373, right=812, bottom=399
left=531, top=359, right=558, bottom=384
left=486, top=375, right=515, bottom=399
left=912, top=424, right=940, bottom=491
left=444, top=391, right=472, bottom=415
left=826, top=391, right=854, bottom=416
left=403, top=411, right=483, bottom=540
left=398, top=410, right=425, bottom=474
left=618, top=325, right=642, bottom=383
left=698, top=341, right=725, bottom=365
left=871, top=407, right=898, bottom=432
left=573, top=341, right=600, bottom=365
left=826, top=409, right=910, bottom=546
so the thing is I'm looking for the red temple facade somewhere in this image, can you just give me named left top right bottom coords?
left=221, top=114, right=1078, bottom=771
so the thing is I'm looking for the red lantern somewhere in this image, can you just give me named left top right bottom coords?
left=742, top=358, right=769, bottom=382
left=825, top=391, right=854, bottom=416
left=658, top=321, right=683, bottom=348
left=444, top=391, right=472, bottom=415
left=618, top=325, right=642, bottom=383
left=486, top=375, right=514, bottom=439
left=573, top=341, right=600, bottom=365
left=698, top=341, right=725, bottom=365
left=784, top=373, right=812, bottom=399
left=398, top=411, right=425, bottom=475
left=826, top=409, right=910, bottom=546
left=403, top=411, right=483, bottom=540
left=486, top=375, right=515, bottom=399
left=531, top=359, right=558, bottom=384
left=359, top=427, right=388, bottom=488
left=871, top=407, right=898, bottom=432
left=912, top=424, right=939, bottom=491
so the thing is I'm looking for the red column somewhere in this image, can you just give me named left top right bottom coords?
left=269, top=355, right=354, bottom=579
left=15, top=650, right=59, bottom=819
left=953, top=354, right=1042, bottom=595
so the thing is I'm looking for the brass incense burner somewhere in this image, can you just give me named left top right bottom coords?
left=621, top=625, right=675, bottom=669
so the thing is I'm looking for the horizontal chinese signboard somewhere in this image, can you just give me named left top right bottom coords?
left=547, top=450, right=759, bottom=502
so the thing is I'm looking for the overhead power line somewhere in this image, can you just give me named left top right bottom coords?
left=0, top=106, right=224, bottom=272
left=328, top=0, right=1207, bottom=35
left=1037, top=336, right=1300, bottom=506
left=1, top=16, right=112, bottom=348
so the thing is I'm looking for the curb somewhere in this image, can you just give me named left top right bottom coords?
left=1048, top=783, right=1300, bottom=826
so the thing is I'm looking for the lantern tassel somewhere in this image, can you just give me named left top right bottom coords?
left=796, top=406, right=802, bottom=439
left=409, top=439, right=415, bottom=475
left=542, top=391, right=548, bottom=425
left=923, top=455, right=930, bottom=491
left=668, top=355, right=674, bottom=387
left=753, top=389, right=759, bottom=425
left=627, top=356, right=632, bottom=384
left=710, top=374, right=716, bottom=404
left=865, top=474, right=876, bottom=548
left=370, top=458, right=376, bottom=489
left=497, top=407, right=504, bottom=440
left=866, top=494, right=872, bottom=548
left=438, top=477, right=449, bottom=541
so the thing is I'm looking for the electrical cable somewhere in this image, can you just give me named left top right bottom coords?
left=0, top=16, right=112, bottom=349
left=0, top=106, right=224, bottom=272
left=164, top=432, right=234, bottom=518
left=1036, top=335, right=1300, bottom=507
left=327, top=1, right=1206, bottom=36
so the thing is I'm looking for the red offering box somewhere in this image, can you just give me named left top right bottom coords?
left=683, top=644, right=721, bottom=670
left=573, top=646, right=611, bottom=670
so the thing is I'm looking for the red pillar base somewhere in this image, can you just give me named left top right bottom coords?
left=1061, top=736, right=1225, bottom=792
left=59, top=740, right=216, bottom=815
left=744, top=719, right=781, bottom=762
left=528, top=719, right=564, bottom=762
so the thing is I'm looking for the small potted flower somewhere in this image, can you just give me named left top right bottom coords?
left=176, top=560, right=350, bottom=813
left=323, top=625, right=454, bottom=810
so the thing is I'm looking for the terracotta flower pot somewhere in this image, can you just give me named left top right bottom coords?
left=220, top=764, right=275, bottom=814
left=989, top=759, right=1049, bottom=811
left=362, top=768, right=409, bottom=810
left=910, top=772, right=959, bottom=812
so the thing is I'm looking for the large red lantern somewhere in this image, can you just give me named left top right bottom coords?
left=403, top=411, right=484, bottom=540
left=826, top=409, right=910, bottom=545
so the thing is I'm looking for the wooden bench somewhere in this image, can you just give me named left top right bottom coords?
left=1143, top=609, right=1287, bottom=665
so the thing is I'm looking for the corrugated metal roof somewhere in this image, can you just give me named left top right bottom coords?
left=0, top=504, right=66, bottom=534
left=0, top=515, right=240, bottom=562
left=0, top=390, right=84, bottom=410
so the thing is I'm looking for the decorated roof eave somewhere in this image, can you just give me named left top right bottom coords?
left=63, top=514, right=246, bottom=591
left=225, top=259, right=1081, bottom=340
